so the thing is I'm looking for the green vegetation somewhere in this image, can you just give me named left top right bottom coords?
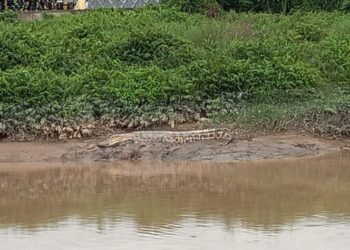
left=163, top=0, right=350, bottom=13
left=0, top=7, right=349, bottom=138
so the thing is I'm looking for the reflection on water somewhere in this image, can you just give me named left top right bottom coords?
left=0, top=152, right=350, bottom=249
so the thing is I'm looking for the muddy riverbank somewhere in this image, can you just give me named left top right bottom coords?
left=0, top=134, right=348, bottom=163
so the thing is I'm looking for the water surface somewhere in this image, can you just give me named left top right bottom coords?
left=1, top=152, right=350, bottom=249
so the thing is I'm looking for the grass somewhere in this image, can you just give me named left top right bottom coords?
left=0, top=7, right=349, bottom=139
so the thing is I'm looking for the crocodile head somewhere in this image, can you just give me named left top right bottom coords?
left=97, top=134, right=134, bottom=147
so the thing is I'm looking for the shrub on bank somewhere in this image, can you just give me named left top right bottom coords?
left=0, top=8, right=349, bottom=138
left=163, top=0, right=350, bottom=13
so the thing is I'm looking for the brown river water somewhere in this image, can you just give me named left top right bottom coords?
left=0, top=152, right=350, bottom=249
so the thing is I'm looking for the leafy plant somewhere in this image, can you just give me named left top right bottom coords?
left=0, top=8, right=349, bottom=138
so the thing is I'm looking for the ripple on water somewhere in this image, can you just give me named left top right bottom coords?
left=0, top=153, right=350, bottom=249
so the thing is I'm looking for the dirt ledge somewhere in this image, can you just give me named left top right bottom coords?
left=0, top=133, right=348, bottom=163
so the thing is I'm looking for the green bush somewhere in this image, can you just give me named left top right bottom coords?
left=111, top=30, right=195, bottom=68
left=186, top=54, right=320, bottom=101
left=0, top=8, right=349, bottom=136
left=165, top=0, right=348, bottom=13
left=343, top=0, right=350, bottom=11
left=163, top=0, right=222, bottom=13
left=0, top=10, right=17, bottom=22
left=0, top=30, right=41, bottom=70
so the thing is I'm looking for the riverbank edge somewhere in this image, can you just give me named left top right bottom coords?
left=1, top=115, right=349, bottom=143
left=1, top=129, right=349, bottom=164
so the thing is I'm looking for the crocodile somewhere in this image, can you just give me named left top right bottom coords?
left=97, top=129, right=233, bottom=147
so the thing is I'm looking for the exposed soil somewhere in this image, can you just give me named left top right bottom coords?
left=0, top=133, right=348, bottom=163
